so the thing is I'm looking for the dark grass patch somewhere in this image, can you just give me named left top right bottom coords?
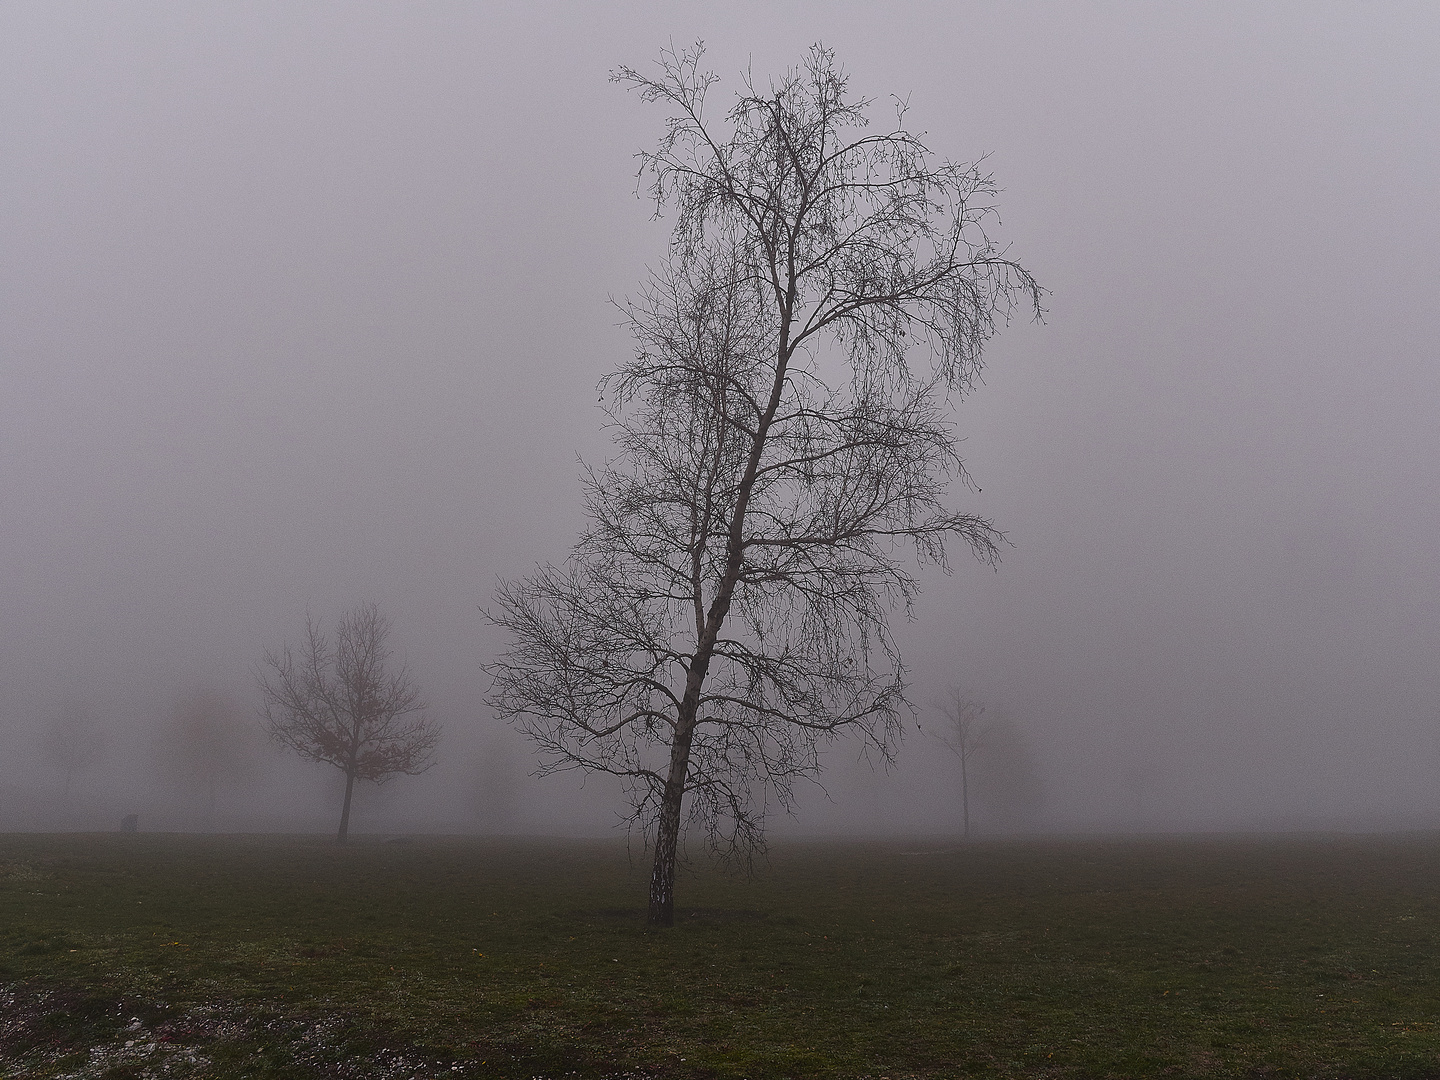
left=3, top=832, right=1440, bottom=1076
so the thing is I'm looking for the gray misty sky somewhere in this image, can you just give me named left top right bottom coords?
left=2, top=2, right=1438, bottom=835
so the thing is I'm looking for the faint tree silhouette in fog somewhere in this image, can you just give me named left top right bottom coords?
left=258, top=604, right=439, bottom=843
left=40, top=703, right=107, bottom=801
left=930, top=694, right=1045, bottom=837
left=155, top=689, right=258, bottom=827
left=931, top=690, right=987, bottom=839
left=487, top=43, right=1040, bottom=925
left=970, top=707, right=1044, bottom=831
left=467, top=729, right=518, bottom=834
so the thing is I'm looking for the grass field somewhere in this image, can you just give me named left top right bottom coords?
left=2, top=832, right=1440, bottom=1078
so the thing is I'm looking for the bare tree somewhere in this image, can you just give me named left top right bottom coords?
left=40, top=702, right=107, bottom=802
left=467, top=728, right=519, bottom=834
left=258, top=604, right=439, bottom=843
left=970, top=709, right=1044, bottom=831
left=930, top=696, right=1044, bottom=837
left=487, top=43, right=1040, bottom=925
left=931, top=690, right=988, bottom=839
left=155, top=689, right=258, bottom=827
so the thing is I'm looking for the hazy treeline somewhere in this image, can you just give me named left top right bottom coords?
left=3, top=4, right=1438, bottom=842
left=0, top=674, right=1054, bottom=840
left=0, top=685, right=529, bottom=837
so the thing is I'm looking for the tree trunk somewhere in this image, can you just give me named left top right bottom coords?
left=961, top=751, right=970, bottom=840
left=336, top=767, right=356, bottom=844
left=645, top=327, right=794, bottom=927
left=648, top=717, right=696, bottom=926
left=647, top=805, right=679, bottom=927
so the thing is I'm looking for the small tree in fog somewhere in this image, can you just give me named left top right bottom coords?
left=972, top=710, right=1044, bottom=830
left=40, top=703, right=107, bottom=801
left=258, top=604, right=439, bottom=843
left=487, top=44, right=1039, bottom=925
left=930, top=695, right=1043, bottom=837
left=467, top=730, right=518, bottom=833
left=931, top=691, right=988, bottom=839
left=156, top=689, right=257, bottom=825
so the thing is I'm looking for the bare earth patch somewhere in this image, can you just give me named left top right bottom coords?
left=0, top=982, right=472, bottom=1079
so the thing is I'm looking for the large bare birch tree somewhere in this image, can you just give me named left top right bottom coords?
left=487, top=44, right=1040, bottom=925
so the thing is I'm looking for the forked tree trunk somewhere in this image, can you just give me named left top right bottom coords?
left=337, top=767, right=357, bottom=844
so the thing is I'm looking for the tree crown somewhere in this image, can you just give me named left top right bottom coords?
left=260, top=604, right=438, bottom=783
left=489, top=44, right=1039, bottom=864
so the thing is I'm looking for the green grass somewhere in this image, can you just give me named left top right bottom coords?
left=3, top=832, right=1440, bottom=1077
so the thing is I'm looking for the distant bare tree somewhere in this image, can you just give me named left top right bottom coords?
left=931, top=690, right=988, bottom=839
left=155, top=689, right=257, bottom=826
left=970, top=708, right=1044, bottom=830
left=258, top=604, right=439, bottom=843
left=467, top=729, right=518, bottom=833
left=487, top=44, right=1040, bottom=925
left=40, top=703, right=107, bottom=801
left=930, top=696, right=1044, bottom=837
